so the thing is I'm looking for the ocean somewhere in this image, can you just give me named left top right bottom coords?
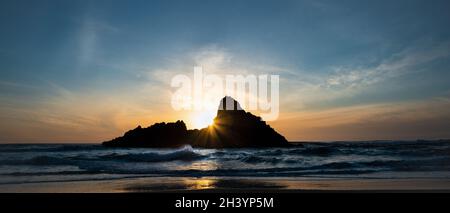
left=1, top=140, right=450, bottom=187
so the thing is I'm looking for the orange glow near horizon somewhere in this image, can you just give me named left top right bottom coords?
left=189, top=110, right=217, bottom=129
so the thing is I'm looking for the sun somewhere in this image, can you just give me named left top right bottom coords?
left=191, top=110, right=216, bottom=129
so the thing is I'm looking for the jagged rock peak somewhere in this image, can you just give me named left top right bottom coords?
left=218, top=96, right=243, bottom=111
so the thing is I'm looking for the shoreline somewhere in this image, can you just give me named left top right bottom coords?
left=1, top=176, right=450, bottom=193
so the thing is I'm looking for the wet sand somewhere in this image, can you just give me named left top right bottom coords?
left=1, top=177, right=450, bottom=192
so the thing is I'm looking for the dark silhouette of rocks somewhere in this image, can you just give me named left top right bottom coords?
left=102, top=96, right=290, bottom=148
left=103, top=121, right=190, bottom=148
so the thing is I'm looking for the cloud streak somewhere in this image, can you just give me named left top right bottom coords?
left=325, top=41, right=450, bottom=90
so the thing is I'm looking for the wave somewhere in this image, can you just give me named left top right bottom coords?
left=0, top=144, right=105, bottom=153
left=0, top=145, right=205, bottom=166
left=287, top=146, right=343, bottom=156
left=1, top=141, right=450, bottom=183
left=1, top=165, right=381, bottom=177
left=0, top=156, right=74, bottom=166
left=0, top=157, right=439, bottom=177
left=98, top=147, right=205, bottom=162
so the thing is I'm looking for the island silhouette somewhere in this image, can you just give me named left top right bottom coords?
left=102, top=96, right=289, bottom=148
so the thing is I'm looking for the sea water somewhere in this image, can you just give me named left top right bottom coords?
left=1, top=141, right=450, bottom=184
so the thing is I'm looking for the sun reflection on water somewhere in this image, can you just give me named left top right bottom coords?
left=183, top=178, right=217, bottom=190
left=176, top=160, right=219, bottom=171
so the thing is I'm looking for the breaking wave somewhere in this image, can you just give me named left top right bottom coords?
left=1, top=140, right=450, bottom=184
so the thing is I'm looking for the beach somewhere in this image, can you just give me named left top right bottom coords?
left=1, top=176, right=450, bottom=193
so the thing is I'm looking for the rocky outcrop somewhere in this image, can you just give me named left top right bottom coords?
left=102, top=96, right=290, bottom=148
left=102, top=121, right=190, bottom=148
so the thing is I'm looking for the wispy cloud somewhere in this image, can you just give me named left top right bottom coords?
left=271, top=96, right=450, bottom=141
left=77, top=13, right=118, bottom=65
left=278, top=40, right=450, bottom=112
left=325, top=41, right=450, bottom=89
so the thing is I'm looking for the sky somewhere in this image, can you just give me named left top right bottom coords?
left=1, top=0, right=450, bottom=143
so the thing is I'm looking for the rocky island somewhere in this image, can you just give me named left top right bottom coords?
left=102, top=96, right=289, bottom=148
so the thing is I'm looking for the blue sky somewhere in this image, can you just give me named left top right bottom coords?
left=1, top=0, right=450, bottom=142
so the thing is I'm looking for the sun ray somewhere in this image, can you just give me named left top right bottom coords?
left=190, top=110, right=216, bottom=129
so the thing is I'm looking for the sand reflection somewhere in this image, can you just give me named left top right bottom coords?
left=183, top=178, right=217, bottom=190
